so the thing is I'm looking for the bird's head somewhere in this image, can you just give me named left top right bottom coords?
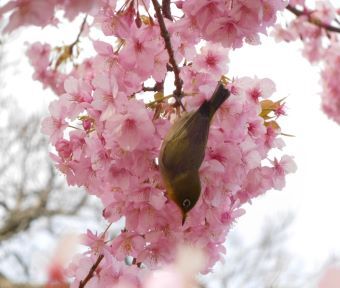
left=167, top=170, right=201, bottom=225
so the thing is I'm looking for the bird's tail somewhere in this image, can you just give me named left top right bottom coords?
left=198, top=83, right=231, bottom=120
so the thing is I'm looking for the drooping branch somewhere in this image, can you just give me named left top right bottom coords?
left=150, top=0, right=185, bottom=110
left=286, top=4, right=340, bottom=34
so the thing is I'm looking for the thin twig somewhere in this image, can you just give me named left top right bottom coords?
left=69, top=15, right=88, bottom=51
left=54, top=15, right=88, bottom=69
left=142, top=82, right=163, bottom=92
left=0, top=201, right=9, bottom=211
left=79, top=254, right=104, bottom=288
left=143, top=86, right=158, bottom=92
left=145, top=94, right=173, bottom=107
left=150, top=0, right=186, bottom=111
left=286, top=4, right=340, bottom=34
left=13, top=252, right=30, bottom=278
left=145, top=91, right=197, bottom=107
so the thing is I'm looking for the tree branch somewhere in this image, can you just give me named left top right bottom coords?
left=69, top=15, right=88, bottom=52
left=286, top=4, right=340, bottom=34
left=0, top=159, right=87, bottom=242
left=150, top=0, right=185, bottom=111
left=162, top=0, right=172, bottom=20
left=12, top=253, right=30, bottom=278
left=79, top=254, right=104, bottom=288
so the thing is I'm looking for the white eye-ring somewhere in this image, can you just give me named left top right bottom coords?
left=182, top=198, right=191, bottom=208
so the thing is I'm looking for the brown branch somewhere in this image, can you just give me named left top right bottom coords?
left=0, top=201, right=9, bottom=211
left=0, top=115, right=88, bottom=241
left=150, top=0, right=185, bottom=111
left=54, top=15, right=88, bottom=68
left=0, top=160, right=87, bottom=241
left=44, top=193, right=87, bottom=217
left=142, top=82, right=163, bottom=92
left=79, top=254, right=104, bottom=288
left=145, top=94, right=173, bottom=107
left=286, top=4, right=340, bottom=34
left=69, top=15, right=88, bottom=51
left=154, top=81, right=164, bottom=94
left=0, top=205, right=48, bottom=241
left=142, top=86, right=158, bottom=92
left=162, top=0, right=172, bottom=20
left=0, top=196, right=89, bottom=242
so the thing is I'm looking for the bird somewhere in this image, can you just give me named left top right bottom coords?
left=159, top=83, right=230, bottom=225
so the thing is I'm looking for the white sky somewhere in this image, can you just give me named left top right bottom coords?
left=2, top=14, right=340, bottom=286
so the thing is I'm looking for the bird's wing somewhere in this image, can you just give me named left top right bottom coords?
left=159, top=111, right=210, bottom=174
left=162, top=112, right=195, bottom=142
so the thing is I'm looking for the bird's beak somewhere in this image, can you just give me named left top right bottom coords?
left=182, top=213, right=187, bottom=226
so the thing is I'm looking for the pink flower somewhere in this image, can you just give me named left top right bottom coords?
left=119, top=24, right=164, bottom=79
left=321, top=43, right=340, bottom=124
left=136, top=240, right=172, bottom=269
left=151, top=50, right=169, bottom=82
left=59, top=0, right=98, bottom=20
left=1, top=0, right=56, bottom=33
left=192, top=43, right=229, bottom=78
left=273, top=155, right=298, bottom=174
left=26, top=42, right=68, bottom=95
left=313, top=1, right=336, bottom=25
left=236, top=77, right=276, bottom=102
left=182, top=0, right=286, bottom=48
left=26, top=42, right=51, bottom=71
left=92, top=73, right=121, bottom=121
left=111, top=232, right=145, bottom=261
left=92, top=41, right=117, bottom=73
left=96, top=1, right=132, bottom=38
left=60, top=76, right=93, bottom=118
left=82, top=230, right=108, bottom=254
left=55, top=139, right=72, bottom=159
left=289, top=0, right=305, bottom=6
left=41, top=100, right=69, bottom=144
left=271, top=155, right=297, bottom=190
left=64, top=76, right=93, bottom=104
left=103, top=100, right=155, bottom=151
left=205, top=17, right=242, bottom=48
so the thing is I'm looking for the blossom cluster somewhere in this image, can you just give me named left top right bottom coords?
left=1, top=0, right=295, bottom=287
left=0, top=0, right=98, bottom=33
left=274, top=0, right=340, bottom=124
left=26, top=42, right=67, bottom=95
left=180, top=0, right=287, bottom=48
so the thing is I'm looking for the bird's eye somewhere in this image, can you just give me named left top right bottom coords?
left=182, top=198, right=191, bottom=208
